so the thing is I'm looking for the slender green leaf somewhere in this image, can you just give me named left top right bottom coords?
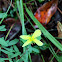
left=49, top=45, right=59, bottom=62
left=32, top=47, right=40, bottom=53
left=0, top=58, right=9, bottom=62
left=9, top=59, right=13, bottom=62
left=0, top=49, right=13, bottom=55
left=5, top=24, right=14, bottom=40
left=0, top=13, right=7, bottom=18
left=0, top=37, right=8, bottom=46
left=0, top=25, right=6, bottom=31
left=17, top=0, right=26, bottom=35
left=28, top=53, right=32, bottom=62
left=3, top=47, right=15, bottom=52
left=41, top=55, right=45, bottom=62
left=8, top=39, right=19, bottom=46
left=13, top=45, right=19, bottom=52
left=25, top=15, right=36, bottom=30
left=11, top=52, right=21, bottom=58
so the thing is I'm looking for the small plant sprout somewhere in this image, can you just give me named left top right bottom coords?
left=20, top=29, right=43, bottom=47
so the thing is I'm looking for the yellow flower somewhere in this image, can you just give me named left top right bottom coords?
left=20, top=29, right=43, bottom=47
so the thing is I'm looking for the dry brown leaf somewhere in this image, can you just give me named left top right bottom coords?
left=34, top=0, right=58, bottom=25
left=57, top=21, right=62, bottom=38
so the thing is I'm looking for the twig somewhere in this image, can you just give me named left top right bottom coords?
left=20, top=48, right=28, bottom=58
left=57, top=7, right=62, bottom=14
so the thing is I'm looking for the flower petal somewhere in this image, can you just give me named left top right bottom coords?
left=33, top=39, right=43, bottom=46
left=20, top=35, right=30, bottom=40
left=32, top=29, right=41, bottom=38
left=22, top=40, right=32, bottom=47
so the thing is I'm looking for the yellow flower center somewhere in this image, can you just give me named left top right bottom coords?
left=29, top=36, right=34, bottom=41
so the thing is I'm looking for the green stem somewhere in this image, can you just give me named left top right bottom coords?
left=29, top=53, right=32, bottom=62
left=41, top=54, right=45, bottom=62
left=5, top=24, right=14, bottom=40
left=0, top=0, right=12, bottom=24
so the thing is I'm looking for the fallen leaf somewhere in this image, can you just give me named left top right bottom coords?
left=34, top=0, right=58, bottom=25
left=57, top=21, right=62, bottom=38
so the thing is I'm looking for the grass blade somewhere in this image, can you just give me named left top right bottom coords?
left=17, top=0, right=26, bottom=35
